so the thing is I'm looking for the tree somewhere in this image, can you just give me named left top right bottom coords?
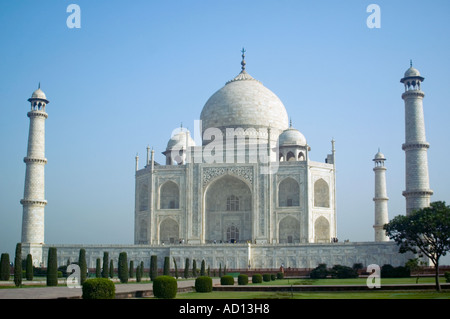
left=102, top=252, right=109, bottom=278
left=78, top=248, right=87, bottom=284
left=200, top=260, right=206, bottom=276
left=136, top=264, right=142, bottom=282
left=163, top=256, right=170, bottom=276
left=118, top=252, right=128, bottom=283
left=95, top=258, right=101, bottom=277
left=384, top=201, right=450, bottom=291
left=150, top=255, right=158, bottom=281
left=184, top=258, right=190, bottom=279
left=109, top=260, right=114, bottom=278
left=14, top=243, right=22, bottom=287
left=129, top=260, right=134, bottom=278
left=192, top=259, right=197, bottom=277
left=405, top=258, right=427, bottom=284
left=47, top=247, right=58, bottom=286
left=140, top=261, right=144, bottom=280
left=26, top=254, right=33, bottom=281
left=0, top=253, right=10, bottom=281
left=173, top=257, right=178, bottom=279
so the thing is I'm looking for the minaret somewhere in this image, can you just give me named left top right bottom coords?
left=400, top=62, right=433, bottom=215
left=373, top=150, right=389, bottom=242
left=20, top=85, right=49, bottom=266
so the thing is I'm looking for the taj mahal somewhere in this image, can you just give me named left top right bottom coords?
left=20, top=51, right=432, bottom=270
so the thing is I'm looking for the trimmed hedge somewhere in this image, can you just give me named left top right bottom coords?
left=262, top=274, right=271, bottom=282
left=277, top=272, right=284, bottom=279
left=195, top=276, right=213, bottom=292
left=153, top=275, right=177, bottom=299
left=82, top=278, right=115, bottom=299
left=220, top=275, right=234, bottom=285
left=252, top=274, right=262, bottom=283
left=238, top=274, right=248, bottom=285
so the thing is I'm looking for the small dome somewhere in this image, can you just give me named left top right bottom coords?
left=404, top=66, right=420, bottom=78
left=31, top=88, right=47, bottom=100
left=374, top=150, right=385, bottom=161
left=278, top=127, right=307, bottom=147
left=166, top=130, right=196, bottom=150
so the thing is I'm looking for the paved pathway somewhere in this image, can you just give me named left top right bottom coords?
left=0, top=279, right=218, bottom=299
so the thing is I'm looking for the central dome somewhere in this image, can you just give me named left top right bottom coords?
left=200, top=69, right=289, bottom=143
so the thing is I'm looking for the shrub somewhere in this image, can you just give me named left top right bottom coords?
left=238, top=274, right=248, bottom=285
left=220, top=275, right=234, bottom=285
left=153, top=275, right=177, bottom=299
left=262, top=274, right=271, bottom=282
left=82, top=278, right=115, bottom=299
left=277, top=272, right=284, bottom=279
left=445, top=272, right=450, bottom=283
left=47, top=247, right=58, bottom=286
left=195, top=276, right=213, bottom=292
left=331, top=265, right=358, bottom=279
left=381, top=264, right=410, bottom=278
left=252, top=274, right=262, bottom=283
left=310, top=264, right=328, bottom=279
left=270, top=274, right=276, bottom=281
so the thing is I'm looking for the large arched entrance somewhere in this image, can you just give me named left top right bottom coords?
left=159, top=218, right=179, bottom=244
left=279, top=216, right=300, bottom=243
left=204, top=175, right=252, bottom=243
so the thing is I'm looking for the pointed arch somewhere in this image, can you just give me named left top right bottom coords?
left=278, top=177, right=299, bottom=207
left=286, top=151, right=295, bottom=161
left=160, top=180, right=179, bottom=209
left=314, top=178, right=330, bottom=208
left=159, top=217, right=179, bottom=244
left=279, top=216, right=300, bottom=243
left=314, top=216, right=330, bottom=243
left=204, top=174, right=252, bottom=243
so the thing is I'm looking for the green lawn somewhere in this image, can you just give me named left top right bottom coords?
left=262, top=276, right=445, bottom=286
left=177, top=290, right=450, bottom=299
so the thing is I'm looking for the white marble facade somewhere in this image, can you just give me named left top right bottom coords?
left=134, top=61, right=337, bottom=247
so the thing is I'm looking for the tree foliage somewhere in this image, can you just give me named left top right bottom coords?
left=384, top=201, right=450, bottom=291
left=118, top=252, right=128, bottom=283
left=102, top=252, right=109, bottom=278
left=47, top=247, right=58, bottom=286
left=78, top=248, right=87, bottom=284
left=14, top=243, right=22, bottom=287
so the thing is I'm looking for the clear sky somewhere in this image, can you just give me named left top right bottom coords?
left=1, top=1, right=449, bottom=264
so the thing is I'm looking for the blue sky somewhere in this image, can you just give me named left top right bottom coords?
left=1, top=1, right=449, bottom=263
